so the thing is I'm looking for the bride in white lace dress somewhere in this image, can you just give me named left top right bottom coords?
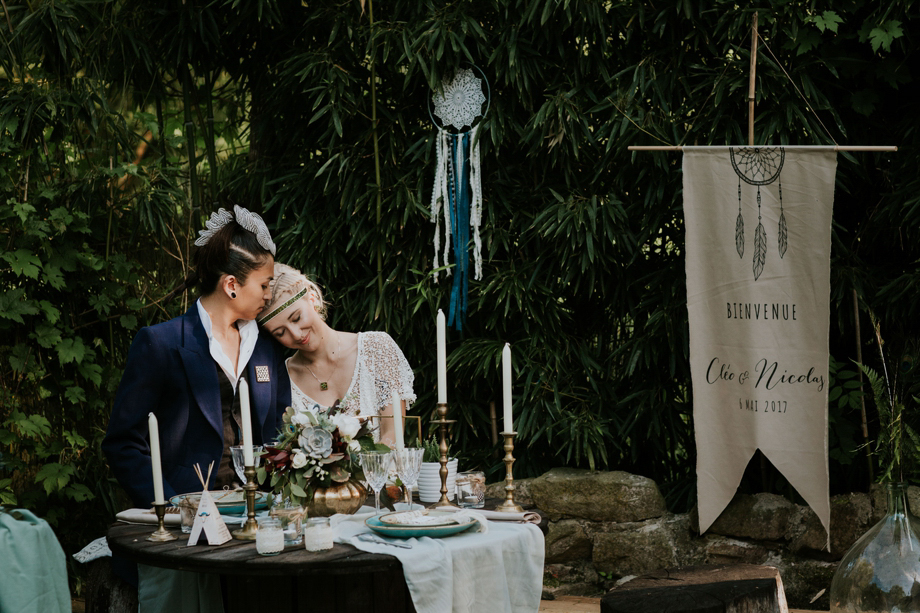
left=256, top=263, right=415, bottom=445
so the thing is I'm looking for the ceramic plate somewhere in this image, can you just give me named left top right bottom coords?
left=379, top=510, right=460, bottom=527
left=365, top=512, right=477, bottom=539
left=169, top=490, right=270, bottom=516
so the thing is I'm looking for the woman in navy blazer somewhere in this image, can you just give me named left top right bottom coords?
left=103, top=206, right=291, bottom=509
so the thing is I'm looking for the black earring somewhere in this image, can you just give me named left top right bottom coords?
left=231, top=292, right=237, bottom=299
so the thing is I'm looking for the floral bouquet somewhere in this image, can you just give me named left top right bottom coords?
left=257, top=401, right=388, bottom=507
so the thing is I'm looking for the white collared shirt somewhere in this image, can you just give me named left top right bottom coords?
left=196, top=299, right=258, bottom=391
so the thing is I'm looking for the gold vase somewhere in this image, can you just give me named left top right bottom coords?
left=306, top=479, right=367, bottom=517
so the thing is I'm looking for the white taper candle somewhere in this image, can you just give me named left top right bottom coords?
left=437, top=309, right=447, bottom=404
left=240, top=378, right=254, bottom=466
left=502, top=343, right=513, bottom=433
left=148, top=412, right=165, bottom=505
left=392, top=386, right=404, bottom=451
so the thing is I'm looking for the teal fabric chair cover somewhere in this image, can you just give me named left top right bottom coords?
left=0, top=509, right=71, bottom=613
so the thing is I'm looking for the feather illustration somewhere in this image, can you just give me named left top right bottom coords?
left=778, top=212, right=788, bottom=258
left=735, top=212, right=745, bottom=258
left=753, top=222, right=767, bottom=281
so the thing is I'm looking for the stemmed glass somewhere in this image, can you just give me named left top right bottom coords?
left=394, top=448, right=425, bottom=508
left=230, top=445, right=263, bottom=484
left=359, top=451, right=392, bottom=514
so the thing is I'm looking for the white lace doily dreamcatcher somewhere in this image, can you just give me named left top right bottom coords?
left=729, top=147, right=786, bottom=281
left=428, top=66, right=490, bottom=330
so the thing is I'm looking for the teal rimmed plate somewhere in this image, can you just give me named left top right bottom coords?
left=169, top=490, right=270, bottom=516
left=365, top=512, right=477, bottom=539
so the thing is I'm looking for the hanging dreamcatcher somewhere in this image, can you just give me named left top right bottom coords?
left=429, top=66, right=490, bottom=331
left=729, top=147, right=786, bottom=281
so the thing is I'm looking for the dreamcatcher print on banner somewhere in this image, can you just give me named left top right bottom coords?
left=729, top=147, right=786, bottom=280
left=428, top=66, right=490, bottom=331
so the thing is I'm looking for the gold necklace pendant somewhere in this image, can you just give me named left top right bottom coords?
left=320, top=382, right=329, bottom=391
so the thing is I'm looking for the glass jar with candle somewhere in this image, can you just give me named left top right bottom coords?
left=270, top=500, right=304, bottom=546
left=256, top=517, right=284, bottom=556
left=303, top=517, right=334, bottom=552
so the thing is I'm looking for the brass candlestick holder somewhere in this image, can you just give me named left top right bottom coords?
left=232, top=465, right=258, bottom=540
left=430, top=401, right=457, bottom=508
left=495, top=431, right=524, bottom=513
left=147, top=502, right=177, bottom=542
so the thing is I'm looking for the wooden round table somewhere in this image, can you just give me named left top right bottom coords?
left=107, top=522, right=416, bottom=613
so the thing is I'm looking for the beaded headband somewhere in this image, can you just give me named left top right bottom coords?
left=194, top=205, right=276, bottom=255
left=258, top=287, right=308, bottom=326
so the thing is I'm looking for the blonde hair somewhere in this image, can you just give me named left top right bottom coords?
left=258, top=263, right=327, bottom=324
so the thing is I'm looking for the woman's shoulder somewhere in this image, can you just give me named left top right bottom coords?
left=358, top=331, right=409, bottom=359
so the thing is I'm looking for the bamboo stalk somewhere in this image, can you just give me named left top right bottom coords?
left=181, top=65, right=200, bottom=212
left=748, top=12, right=758, bottom=146
left=204, top=70, right=218, bottom=205
left=368, top=0, right=384, bottom=313
left=852, top=289, right=873, bottom=484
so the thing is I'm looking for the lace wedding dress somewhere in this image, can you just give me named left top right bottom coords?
left=289, top=331, right=415, bottom=439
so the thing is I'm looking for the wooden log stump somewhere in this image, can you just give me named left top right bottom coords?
left=601, top=564, right=789, bottom=613
left=84, top=559, right=138, bottom=613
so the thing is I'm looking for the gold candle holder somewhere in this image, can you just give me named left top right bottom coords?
left=232, top=465, right=258, bottom=540
left=494, top=431, right=524, bottom=513
left=429, top=402, right=456, bottom=508
left=147, top=502, right=177, bottom=542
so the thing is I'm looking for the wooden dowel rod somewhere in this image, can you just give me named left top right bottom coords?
left=628, top=145, right=898, bottom=152
left=748, top=12, right=758, bottom=146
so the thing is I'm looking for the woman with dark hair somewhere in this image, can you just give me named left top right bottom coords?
left=103, top=205, right=292, bottom=509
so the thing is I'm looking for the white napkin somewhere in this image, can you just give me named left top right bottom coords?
left=115, top=508, right=181, bottom=526
left=437, top=506, right=541, bottom=524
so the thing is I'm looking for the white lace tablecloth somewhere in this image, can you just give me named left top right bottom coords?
left=333, top=508, right=545, bottom=613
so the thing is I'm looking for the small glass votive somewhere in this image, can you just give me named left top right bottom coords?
left=256, top=517, right=284, bottom=556
left=271, top=501, right=304, bottom=546
left=177, top=494, right=200, bottom=534
left=303, top=517, right=334, bottom=552
left=455, top=471, right=486, bottom=508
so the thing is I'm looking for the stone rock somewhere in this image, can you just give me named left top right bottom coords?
left=592, top=515, right=692, bottom=576
left=786, top=492, right=872, bottom=557
left=529, top=468, right=666, bottom=522
left=708, top=493, right=794, bottom=541
left=700, top=534, right=770, bottom=565
left=545, top=519, right=593, bottom=563
left=869, top=483, right=920, bottom=523
left=542, top=561, right=603, bottom=598
left=485, top=477, right=534, bottom=507
left=770, top=556, right=836, bottom=611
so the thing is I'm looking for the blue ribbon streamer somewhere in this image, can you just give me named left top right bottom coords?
left=447, top=133, right=471, bottom=331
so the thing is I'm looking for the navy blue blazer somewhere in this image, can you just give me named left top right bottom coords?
left=102, top=305, right=291, bottom=508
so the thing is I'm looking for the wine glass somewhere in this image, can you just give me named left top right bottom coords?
left=394, top=447, right=424, bottom=508
left=359, top=451, right=392, bottom=514
left=230, top=445, right=263, bottom=484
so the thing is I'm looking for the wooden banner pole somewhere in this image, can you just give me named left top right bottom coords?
left=748, top=12, right=758, bottom=146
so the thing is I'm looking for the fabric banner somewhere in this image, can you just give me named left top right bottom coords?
left=682, top=146, right=836, bottom=544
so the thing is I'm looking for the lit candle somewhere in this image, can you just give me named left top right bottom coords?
left=148, top=412, right=165, bottom=505
left=240, top=378, right=254, bottom=467
left=392, top=386, right=404, bottom=451
left=502, top=343, right=513, bottom=433
left=437, top=309, right=447, bottom=404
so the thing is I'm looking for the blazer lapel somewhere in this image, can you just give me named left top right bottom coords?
left=179, top=307, right=223, bottom=438
left=247, top=336, right=273, bottom=437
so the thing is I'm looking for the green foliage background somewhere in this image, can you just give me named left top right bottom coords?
left=1, top=0, right=919, bottom=594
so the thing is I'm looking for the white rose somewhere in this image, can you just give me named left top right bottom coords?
left=291, top=451, right=308, bottom=469
left=331, top=413, right=361, bottom=439
left=291, top=412, right=311, bottom=427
